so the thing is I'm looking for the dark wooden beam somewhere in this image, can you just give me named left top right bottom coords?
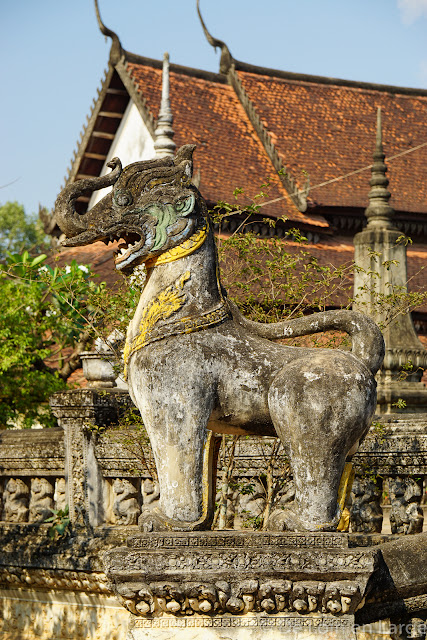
left=84, top=152, right=107, bottom=160
left=92, top=131, right=115, bottom=140
left=98, top=111, right=123, bottom=118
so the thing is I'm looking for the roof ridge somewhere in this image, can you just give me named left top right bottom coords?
left=228, top=65, right=310, bottom=214
left=124, top=51, right=227, bottom=83
left=234, top=60, right=427, bottom=97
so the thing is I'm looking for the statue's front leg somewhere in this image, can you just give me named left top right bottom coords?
left=129, top=361, right=217, bottom=531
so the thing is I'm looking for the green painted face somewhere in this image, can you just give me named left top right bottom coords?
left=146, top=194, right=196, bottom=252
left=149, top=203, right=179, bottom=251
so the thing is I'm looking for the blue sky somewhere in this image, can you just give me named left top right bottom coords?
left=1, top=0, right=427, bottom=219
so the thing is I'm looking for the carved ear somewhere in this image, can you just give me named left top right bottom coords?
left=175, top=193, right=195, bottom=216
left=174, top=144, right=196, bottom=165
left=175, top=145, right=196, bottom=179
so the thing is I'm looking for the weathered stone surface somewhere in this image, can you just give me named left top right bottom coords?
left=95, top=434, right=155, bottom=478
left=128, top=614, right=357, bottom=640
left=112, top=478, right=141, bottom=525
left=353, top=414, right=427, bottom=476
left=50, top=389, right=132, bottom=527
left=379, top=533, right=427, bottom=599
left=126, top=531, right=349, bottom=550
left=102, top=532, right=382, bottom=640
left=2, top=478, right=29, bottom=523
left=350, top=477, right=383, bottom=534
left=104, top=532, right=377, bottom=629
left=28, top=477, right=54, bottom=523
left=388, top=477, right=424, bottom=535
left=0, top=524, right=129, bottom=572
left=353, top=109, right=427, bottom=414
left=0, top=427, right=64, bottom=476
left=354, top=533, right=427, bottom=632
left=55, top=145, right=385, bottom=533
left=0, top=587, right=128, bottom=640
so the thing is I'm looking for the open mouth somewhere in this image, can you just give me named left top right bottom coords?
left=101, top=232, right=145, bottom=270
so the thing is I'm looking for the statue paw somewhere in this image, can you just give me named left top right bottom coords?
left=265, top=504, right=341, bottom=532
left=138, top=506, right=212, bottom=532
left=138, top=507, right=165, bottom=532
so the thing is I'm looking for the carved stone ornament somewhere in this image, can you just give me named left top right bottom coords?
left=28, top=477, right=54, bottom=523
left=388, top=476, right=424, bottom=535
left=350, top=476, right=383, bottom=534
left=2, top=478, right=30, bottom=523
left=112, top=478, right=141, bottom=525
left=55, top=144, right=385, bottom=533
left=103, top=531, right=377, bottom=640
left=0, top=567, right=110, bottom=594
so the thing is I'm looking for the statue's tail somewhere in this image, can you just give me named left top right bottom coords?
left=229, top=303, right=385, bottom=376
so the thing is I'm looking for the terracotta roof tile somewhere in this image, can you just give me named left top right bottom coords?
left=126, top=63, right=327, bottom=228
left=237, top=70, right=427, bottom=214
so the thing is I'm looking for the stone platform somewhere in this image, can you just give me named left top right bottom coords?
left=103, top=531, right=379, bottom=639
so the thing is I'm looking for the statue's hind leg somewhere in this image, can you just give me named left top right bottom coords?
left=267, top=351, right=376, bottom=531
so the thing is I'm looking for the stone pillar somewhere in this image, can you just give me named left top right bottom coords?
left=50, top=389, right=132, bottom=528
left=353, top=108, right=427, bottom=413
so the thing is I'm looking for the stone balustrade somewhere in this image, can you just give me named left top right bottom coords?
left=0, top=427, right=65, bottom=524
left=0, top=390, right=426, bottom=640
left=0, top=390, right=425, bottom=535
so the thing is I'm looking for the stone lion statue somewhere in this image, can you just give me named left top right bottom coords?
left=55, top=145, right=384, bottom=532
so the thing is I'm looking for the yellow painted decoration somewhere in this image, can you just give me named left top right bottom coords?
left=145, top=219, right=208, bottom=268
left=337, top=462, right=355, bottom=532
left=124, top=271, right=191, bottom=378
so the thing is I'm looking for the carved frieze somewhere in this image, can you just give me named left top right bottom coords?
left=0, top=567, right=110, bottom=594
left=104, top=532, right=377, bottom=623
left=112, top=575, right=363, bottom=619
left=2, top=478, right=30, bottom=523
left=109, top=548, right=375, bottom=576
left=131, top=615, right=355, bottom=629
left=126, top=531, right=349, bottom=550
left=29, top=477, right=55, bottom=523
left=110, top=576, right=363, bottom=618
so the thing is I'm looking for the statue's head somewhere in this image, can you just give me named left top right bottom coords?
left=55, top=145, right=205, bottom=274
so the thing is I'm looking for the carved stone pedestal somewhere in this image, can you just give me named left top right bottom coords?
left=127, top=614, right=355, bottom=640
left=103, top=531, right=378, bottom=640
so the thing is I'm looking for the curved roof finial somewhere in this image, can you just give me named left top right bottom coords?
left=154, top=53, right=176, bottom=158
left=94, top=0, right=123, bottom=65
left=196, top=0, right=233, bottom=74
left=365, top=107, right=395, bottom=230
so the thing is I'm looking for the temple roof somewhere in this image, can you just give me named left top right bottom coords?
left=58, top=41, right=427, bottom=242
left=236, top=67, right=427, bottom=215
left=51, top=13, right=427, bottom=320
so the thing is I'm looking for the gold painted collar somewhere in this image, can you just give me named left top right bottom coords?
left=144, top=218, right=209, bottom=269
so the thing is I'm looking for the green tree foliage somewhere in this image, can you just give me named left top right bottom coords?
left=1, top=186, right=425, bottom=435
left=214, top=187, right=427, bottom=349
left=0, top=252, right=138, bottom=428
left=0, top=202, right=48, bottom=261
left=0, top=254, right=91, bottom=427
